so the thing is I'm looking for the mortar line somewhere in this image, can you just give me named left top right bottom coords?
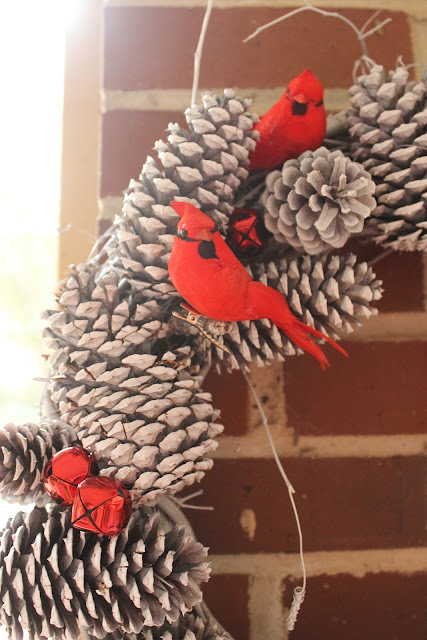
left=209, top=547, right=427, bottom=578
left=212, top=432, right=426, bottom=459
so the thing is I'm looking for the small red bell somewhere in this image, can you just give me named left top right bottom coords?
left=226, top=208, right=269, bottom=257
left=43, top=447, right=98, bottom=505
left=71, top=476, right=132, bottom=537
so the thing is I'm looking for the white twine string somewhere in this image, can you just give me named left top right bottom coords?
left=191, top=0, right=214, bottom=107
left=242, top=370, right=307, bottom=632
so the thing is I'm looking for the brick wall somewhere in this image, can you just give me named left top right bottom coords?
left=99, top=2, right=427, bottom=638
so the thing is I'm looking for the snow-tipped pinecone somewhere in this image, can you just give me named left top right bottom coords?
left=347, top=64, right=427, bottom=251
left=262, top=147, right=376, bottom=254
left=130, top=613, right=231, bottom=640
left=212, top=252, right=382, bottom=372
left=44, top=264, right=223, bottom=506
left=99, top=89, right=259, bottom=305
left=0, top=420, right=75, bottom=505
left=0, top=505, right=210, bottom=640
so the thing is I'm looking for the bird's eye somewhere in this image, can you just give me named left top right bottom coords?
left=315, top=100, right=323, bottom=107
left=177, top=228, right=188, bottom=240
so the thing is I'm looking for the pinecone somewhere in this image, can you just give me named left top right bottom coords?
left=212, top=252, right=383, bottom=372
left=99, top=89, right=258, bottom=306
left=44, top=264, right=223, bottom=507
left=0, top=420, right=75, bottom=505
left=347, top=64, right=427, bottom=251
left=0, top=505, right=210, bottom=640
left=127, top=613, right=231, bottom=640
left=262, top=147, right=376, bottom=254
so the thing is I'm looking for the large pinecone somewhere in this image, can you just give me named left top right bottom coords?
left=0, top=505, right=210, bottom=640
left=99, top=89, right=258, bottom=307
left=0, top=421, right=75, bottom=505
left=128, top=613, right=231, bottom=640
left=347, top=64, right=427, bottom=251
left=262, top=147, right=376, bottom=254
left=211, top=252, right=383, bottom=372
left=44, top=264, right=223, bottom=506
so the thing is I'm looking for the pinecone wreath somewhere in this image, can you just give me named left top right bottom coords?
left=346, top=64, right=427, bottom=251
left=0, top=79, right=388, bottom=640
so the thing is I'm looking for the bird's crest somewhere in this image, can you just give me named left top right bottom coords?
left=288, top=69, right=324, bottom=103
left=170, top=201, right=215, bottom=231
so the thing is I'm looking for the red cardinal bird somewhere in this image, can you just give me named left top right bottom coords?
left=249, top=69, right=327, bottom=170
left=168, top=201, right=347, bottom=369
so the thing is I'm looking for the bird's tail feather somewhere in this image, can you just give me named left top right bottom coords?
left=273, top=315, right=348, bottom=370
left=247, top=281, right=348, bottom=369
left=293, top=318, right=348, bottom=370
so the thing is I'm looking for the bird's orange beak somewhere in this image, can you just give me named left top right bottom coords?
left=194, top=228, right=213, bottom=241
left=292, top=92, right=308, bottom=104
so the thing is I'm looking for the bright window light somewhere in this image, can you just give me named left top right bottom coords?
left=0, top=1, right=70, bottom=540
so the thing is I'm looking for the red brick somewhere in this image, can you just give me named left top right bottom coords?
left=343, top=239, right=424, bottom=312
left=204, top=369, right=249, bottom=436
left=100, top=110, right=185, bottom=197
left=284, top=572, right=426, bottom=640
left=190, top=457, right=425, bottom=554
left=104, top=8, right=412, bottom=91
left=284, top=342, right=427, bottom=436
left=203, top=575, right=249, bottom=639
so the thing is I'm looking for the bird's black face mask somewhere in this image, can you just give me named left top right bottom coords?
left=198, top=240, right=218, bottom=260
left=291, top=101, right=308, bottom=116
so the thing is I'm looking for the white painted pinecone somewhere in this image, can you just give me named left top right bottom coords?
left=125, top=614, right=231, bottom=640
left=211, top=252, right=383, bottom=372
left=0, top=420, right=75, bottom=505
left=347, top=64, right=427, bottom=251
left=43, top=264, right=223, bottom=507
left=0, top=505, right=210, bottom=640
left=262, top=147, right=376, bottom=254
left=99, top=89, right=259, bottom=307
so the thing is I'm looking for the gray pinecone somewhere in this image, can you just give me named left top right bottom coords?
left=43, top=264, right=223, bottom=507
left=0, top=505, right=210, bottom=640
left=99, top=89, right=258, bottom=307
left=347, top=64, right=427, bottom=251
left=212, top=252, right=383, bottom=372
left=0, top=420, right=75, bottom=505
left=262, top=147, right=376, bottom=254
left=127, top=613, right=231, bottom=640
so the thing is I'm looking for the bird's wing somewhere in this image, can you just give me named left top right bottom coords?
left=213, top=232, right=252, bottom=275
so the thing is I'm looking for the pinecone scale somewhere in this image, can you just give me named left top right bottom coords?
left=347, top=64, right=427, bottom=250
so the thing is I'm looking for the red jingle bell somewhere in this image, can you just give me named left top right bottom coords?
left=71, top=476, right=132, bottom=537
left=43, top=447, right=98, bottom=505
left=226, top=208, right=268, bottom=257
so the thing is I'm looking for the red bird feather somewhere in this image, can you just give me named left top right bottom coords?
left=168, top=201, right=347, bottom=369
left=249, top=69, right=327, bottom=170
